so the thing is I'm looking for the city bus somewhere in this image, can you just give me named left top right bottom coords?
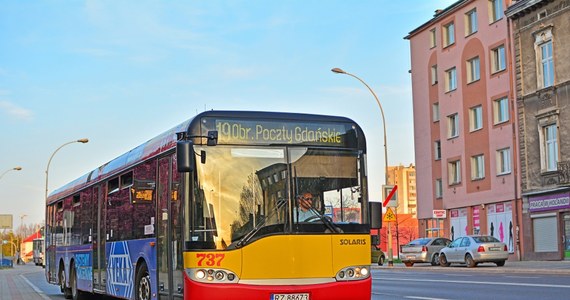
left=33, top=237, right=44, bottom=266
left=45, top=110, right=381, bottom=300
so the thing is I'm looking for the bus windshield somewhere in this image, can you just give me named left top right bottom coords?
left=189, top=145, right=366, bottom=250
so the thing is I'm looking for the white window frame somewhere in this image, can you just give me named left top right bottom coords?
left=443, top=22, right=455, bottom=47
left=542, top=124, right=559, bottom=172
left=431, top=65, right=438, bottom=85
left=496, top=148, right=511, bottom=175
left=430, top=28, right=437, bottom=48
left=469, top=105, right=483, bottom=132
left=493, top=97, right=509, bottom=124
left=432, top=102, right=440, bottom=122
left=471, top=154, right=485, bottom=180
left=465, top=8, right=478, bottom=36
left=448, top=113, right=459, bottom=139
left=434, top=140, right=441, bottom=160
left=445, top=67, right=457, bottom=92
left=448, top=160, right=461, bottom=185
left=540, top=40, right=554, bottom=88
left=435, top=178, right=443, bottom=198
left=491, top=45, right=506, bottom=73
left=466, top=56, right=480, bottom=83
left=489, top=0, right=503, bottom=23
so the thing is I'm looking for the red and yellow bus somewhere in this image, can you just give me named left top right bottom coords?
left=45, top=110, right=381, bottom=300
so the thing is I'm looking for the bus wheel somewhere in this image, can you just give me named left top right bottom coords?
left=135, top=264, right=151, bottom=300
left=71, top=264, right=85, bottom=300
left=59, top=266, right=72, bottom=299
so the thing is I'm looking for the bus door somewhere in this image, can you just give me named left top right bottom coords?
left=93, top=185, right=106, bottom=292
left=157, top=155, right=183, bottom=299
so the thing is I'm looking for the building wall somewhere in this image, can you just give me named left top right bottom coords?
left=508, top=0, right=570, bottom=260
left=407, top=0, right=519, bottom=251
left=387, top=164, right=417, bottom=217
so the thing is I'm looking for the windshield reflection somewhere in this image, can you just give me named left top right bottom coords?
left=188, top=146, right=365, bottom=250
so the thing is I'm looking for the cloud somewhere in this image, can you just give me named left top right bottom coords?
left=0, top=101, right=34, bottom=121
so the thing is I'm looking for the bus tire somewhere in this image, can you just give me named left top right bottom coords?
left=135, top=263, right=151, bottom=300
left=59, top=263, right=72, bottom=299
left=70, top=263, right=86, bottom=300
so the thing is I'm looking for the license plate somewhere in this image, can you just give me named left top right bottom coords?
left=407, top=256, right=415, bottom=259
left=489, top=247, right=500, bottom=251
left=271, top=293, right=309, bottom=300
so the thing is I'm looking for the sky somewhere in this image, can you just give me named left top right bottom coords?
left=0, top=0, right=457, bottom=229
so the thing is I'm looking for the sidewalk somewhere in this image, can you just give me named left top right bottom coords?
left=0, top=263, right=49, bottom=300
left=374, top=260, right=570, bottom=275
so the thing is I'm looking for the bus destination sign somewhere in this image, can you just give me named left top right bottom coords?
left=202, top=118, right=356, bottom=147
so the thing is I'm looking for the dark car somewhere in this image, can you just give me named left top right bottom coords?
left=399, top=237, right=451, bottom=267
left=371, top=246, right=386, bottom=266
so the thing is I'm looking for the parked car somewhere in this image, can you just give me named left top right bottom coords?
left=399, top=237, right=451, bottom=267
left=371, top=245, right=385, bottom=266
left=439, top=235, right=508, bottom=268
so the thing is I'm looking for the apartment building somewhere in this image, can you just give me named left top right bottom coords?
left=506, top=0, right=570, bottom=260
left=387, top=164, right=418, bottom=218
left=405, top=0, right=521, bottom=258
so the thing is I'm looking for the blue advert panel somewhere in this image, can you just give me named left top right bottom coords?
left=106, top=239, right=157, bottom=299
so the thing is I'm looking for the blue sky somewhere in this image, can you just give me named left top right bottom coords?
left=0, top=0, right=456, bottom=228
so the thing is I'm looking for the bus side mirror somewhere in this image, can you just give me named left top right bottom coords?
left=370, top=202, right=382, bottom=229
left=177, top=140, right=195, bottom=172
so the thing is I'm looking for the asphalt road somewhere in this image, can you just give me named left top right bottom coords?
left=371, top=268, right=570, bottom=300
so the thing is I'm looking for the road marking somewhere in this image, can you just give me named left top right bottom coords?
left=406, top=297, right=450, bottom=300
left=374, top=276, right=570, bottom=289
left=19, top=274, right=51, bottom=300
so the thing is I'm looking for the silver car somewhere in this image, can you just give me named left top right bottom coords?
left=400, top=237, right=451, bottom=267
left=439, top=235, right=508, bottom=268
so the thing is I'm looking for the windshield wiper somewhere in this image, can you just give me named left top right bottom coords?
left=234, top=199, right=287, bottom=249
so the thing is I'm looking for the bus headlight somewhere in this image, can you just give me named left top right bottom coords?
left=185, top=268, right=238, bottom=284
left=335, top=266, right=370, bottom=281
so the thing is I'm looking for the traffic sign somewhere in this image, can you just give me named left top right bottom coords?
left=383, top=207, right=397, bottom=222
left=382, top=185, right=398, bottom=207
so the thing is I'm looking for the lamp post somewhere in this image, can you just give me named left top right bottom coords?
left=0, top=166, right=22, bottom=181
left=44, top=138, right=89, bottom=205
left=331, top=67, right=393, bottom=266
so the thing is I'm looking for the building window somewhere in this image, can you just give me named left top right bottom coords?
left=543, top=124, right=559, bottom=171
left=447, top=113, right=459, bottom=138
left=465, top=9, right=478, bottom=36
left=443, top=22, right=455, bottom=47
left=540, top=40, right=554, bottom=88
left=491, top=45, right=506, bottom=73
left=471, top=154, right=485, bottom=180
left=493, top=97, right=509, bottom=124
left=489, top=0, right=503, bottom=23
left=435, top=179, right=443, bottom=198
left=448, top=160, right=461, bottom=185
left=496, top=148, right=511, bottom=175
left=445, top=67, right=457, bottom=92
left=432, top=102, right=440, bottom=122
left=434, top=140, right=441, bottom=160
left=431, top=65, right=438, bottom=85
left=466, top=56, right=480, bottom=83
left=469, top=105, right=483, bottom=132
left=430, top=28, right=437, bottom=48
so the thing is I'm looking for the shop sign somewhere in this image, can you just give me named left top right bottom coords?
left=528, top=192, right=570, bottom=212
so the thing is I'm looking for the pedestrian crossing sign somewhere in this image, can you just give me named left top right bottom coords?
left=383, top=207, right=396, bottom=222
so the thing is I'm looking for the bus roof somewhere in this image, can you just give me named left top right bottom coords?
left=47, top=110, right=365, bottom=204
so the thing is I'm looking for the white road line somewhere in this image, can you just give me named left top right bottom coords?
left=374, top=276, right=570, bottom=289
left=406, top=296, right=450, bottom=300
left=19, top=274, right=51, bottom=300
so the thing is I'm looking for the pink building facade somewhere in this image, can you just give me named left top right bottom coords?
left=406, top=0, right=522, bottom=259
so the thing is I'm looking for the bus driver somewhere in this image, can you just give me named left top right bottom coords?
left=295, top=192, right=319, bottom=222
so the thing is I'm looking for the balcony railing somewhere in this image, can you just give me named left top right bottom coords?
left=558, top=161, right=570, bottom=184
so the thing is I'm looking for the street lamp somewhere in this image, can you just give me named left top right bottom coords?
left=0, top=166, right=22, bottom=181
left=331, top=67, right=393, bottom=265
left=45, top=138, right=89, bottom=204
